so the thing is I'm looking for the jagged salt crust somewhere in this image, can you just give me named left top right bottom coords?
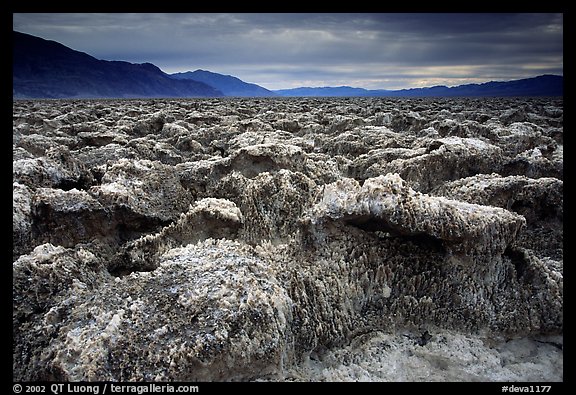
left=13, top=98, right=562, bottom=381
left=309, top=173, right=526, bottom=256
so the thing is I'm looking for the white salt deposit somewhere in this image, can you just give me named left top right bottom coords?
left=13, top=97, right=562, bottom=381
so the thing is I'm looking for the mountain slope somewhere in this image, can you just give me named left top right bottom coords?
left=377, top=75, right=564, bottom=97
left=170, top=70, right=277, bottom=97
left=275, top=75, right=564, bottom=97
left=13, top=31, right=223, bottom=99
left=13, top=31, right=563, bottom=99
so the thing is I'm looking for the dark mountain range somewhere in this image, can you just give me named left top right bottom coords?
left=274, top=75, right=563, bottom=97
left=13, top=31, right=563, bottom=99
left=170, top=69, right=276, bottom=97
left=13, top=31, right=223, bottom=99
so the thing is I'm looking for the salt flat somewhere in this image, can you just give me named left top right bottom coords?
left=13, top=97, right=563, bottom=381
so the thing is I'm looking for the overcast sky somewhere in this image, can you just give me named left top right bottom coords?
left=13, top=13, right=563, bottom=90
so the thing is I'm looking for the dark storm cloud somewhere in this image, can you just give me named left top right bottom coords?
left=13, top=13, right=563, bottom=90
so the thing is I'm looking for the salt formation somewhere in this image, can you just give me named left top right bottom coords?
left=309, top=173, right=526, bottom=256
left=13, top=98, right=563, bottom=381
left=14, top=240, right=291, bottom=381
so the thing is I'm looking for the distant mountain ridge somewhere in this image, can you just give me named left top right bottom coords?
left=13, top=31, right=223, bottom=99
left=13, top=30, right=563, bottom=99
left=274, top=75, right=563, bottom=97
left=170, top=70, right=277, bottom=97
left=273, top=86, right=369, bottom=97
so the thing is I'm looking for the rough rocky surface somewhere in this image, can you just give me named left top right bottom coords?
left=309, top=174, right=526, bottom=256
left=279, top=330, right=563, bottom=382
left=13, top=98, right=563, bottom=381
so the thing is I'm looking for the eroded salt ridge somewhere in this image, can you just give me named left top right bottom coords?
left=13, top=98, right=563, bottom=381
left=309, top=173, right=526, bottom=256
